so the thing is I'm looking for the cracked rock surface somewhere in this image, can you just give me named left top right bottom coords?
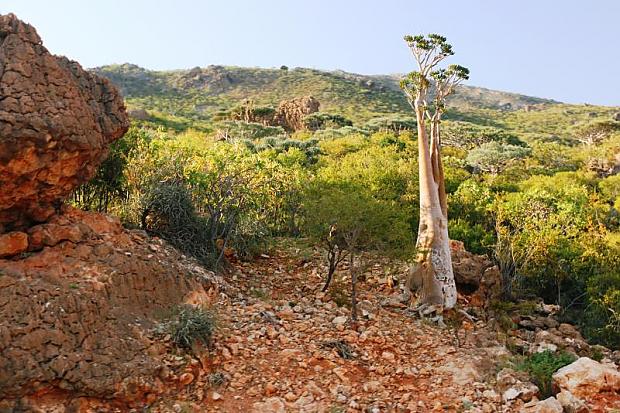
left=0, top=13, right=129, bottom=231
left=0, top=207, right=225, bottom=406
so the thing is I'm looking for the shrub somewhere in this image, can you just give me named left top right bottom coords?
left=571, top=120, right=620, bottom=146
left=72, top=126, right=150, bottom=212
left=313, top=126, right=371, bottom=141
left=303, top=112, right=353, bottom=130
left=169, top=305, right=217, bottom=349
left=466, top=142, right=531, bottom=175
left=583, top=265, right=620, bottom=348
left=442, top=121, right=527, bottom=149
left=302, top=180, right=413, bottom=277
left=216, top=120, right=285, bottom=139
left=141, top=181, right=217, bottom=267
left=515, top=350, right=576, bottom=397
left=363, top=115, right=417, bottom=134
left=448, top=219, right=494, bottom=254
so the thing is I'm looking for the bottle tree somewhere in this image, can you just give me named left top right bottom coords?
left=400, top=34, right=469, bottom=312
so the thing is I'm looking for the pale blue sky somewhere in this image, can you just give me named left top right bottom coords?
left=2, top=0, right=619, bottom=105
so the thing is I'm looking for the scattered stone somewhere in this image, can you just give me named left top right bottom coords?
left=497, top=368, right=539, bottom=402
left=252, top=397, right=286, bottom=413
left=178, top=372, right=194, bottom=386
left=332, top=316, right=348, bottom=325
left=264, top=382, right=278, bottom=396
left=381, top=351, right=395, bottom=362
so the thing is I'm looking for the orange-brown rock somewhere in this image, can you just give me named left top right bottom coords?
left=274, top=95, right=320, bottom=131
left=0, top=231, right=28, bottom=257
left=0, top=208, right=225, bottom=406
left=450, top=240, right=501, bottom=306
left=0, top=14, right=129, bottom=231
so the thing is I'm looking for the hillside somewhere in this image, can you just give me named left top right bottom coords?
left=93, top=64, right=620, bottom=142
left=93, top=64, right=555, bottom=122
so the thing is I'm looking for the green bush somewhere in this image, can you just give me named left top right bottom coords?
left=515, top=350, right=576, bottom=397
left=216, top=120, right=285, bottom=139
left=303, top=112, right=353, bottom=130
left=466, top=142, right=531, bottom=175
left=448, top=219, right=494, bottom=254
left=72, top=126, right=150, bottom=212
left=363, top=115, right=417, bottom=134
left=442, top=121, right=526, bottom=149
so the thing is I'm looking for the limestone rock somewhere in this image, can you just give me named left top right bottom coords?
left=0, top=14, right=129, bottom=230
left=497, top=368, right=539, bottom=402
left=520, top=397, right=563, bottom=413
left=0, top=209, right=225, bottom=402
left=449, top=239, right=501, bottom=305
left=552, top=357, right=620, bottom=398
left=332, top=315, right=347, bottom=325
left=556, top=390, right=588, bottom=413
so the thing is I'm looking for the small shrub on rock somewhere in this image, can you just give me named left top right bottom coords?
left=515, top=350, right=576, bottom=397
left=169, top=305, right=217, bottom=350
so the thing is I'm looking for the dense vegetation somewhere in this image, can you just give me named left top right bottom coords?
left=78, top=64, right=620, bottom=348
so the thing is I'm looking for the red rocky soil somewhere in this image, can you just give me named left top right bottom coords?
left=146, top=241, right=513, bottom=413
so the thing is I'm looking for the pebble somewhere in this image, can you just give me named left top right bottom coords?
left=332, top=316, right=347, bottom=325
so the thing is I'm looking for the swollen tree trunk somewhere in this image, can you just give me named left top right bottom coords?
left=407, top=103, right=457, bottom=309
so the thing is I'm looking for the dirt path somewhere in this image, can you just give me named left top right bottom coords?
left=154, top=243, right=505, bottom=412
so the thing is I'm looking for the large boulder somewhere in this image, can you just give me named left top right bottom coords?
left=552, top=357, right=620, bottom=399
left=0, top=13, right=129, bottom=231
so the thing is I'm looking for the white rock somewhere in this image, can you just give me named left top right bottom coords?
left=520, top=397, right=563, bottom=413
left=552, top=357, right=620, bottom=398
left=252, top=397, right=286, bottom=413
left=381, top=351, right=395, bottom=362
left=556, top=390, right=588, bottom=413
left=332, top=316, right=348, bottom=325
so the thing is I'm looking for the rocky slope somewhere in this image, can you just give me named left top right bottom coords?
left=0, top=207, right=226, bottom=410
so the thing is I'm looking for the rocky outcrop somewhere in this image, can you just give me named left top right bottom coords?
left=0, top=207, right=225, bottom=407
left=0, top=13, right=129, bottom=231
left=450, top=240, right=501, bottom=306
left=275, top=95, right=320, bottom=131
left=552, top=357, right=620, bottom=399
